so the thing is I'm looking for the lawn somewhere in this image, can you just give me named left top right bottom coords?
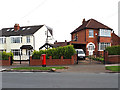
left=12, top=67, right=65, bottom=70
left=105, top=66, right=120, bottom=72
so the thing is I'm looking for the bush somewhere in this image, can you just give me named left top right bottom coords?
left=0, top=51, right=13, bottom=60
left=32, top=45, right=76, bottom=59
left=88, top=56, right=104, bottom=63
left=106, top=45, right=120, bottom=55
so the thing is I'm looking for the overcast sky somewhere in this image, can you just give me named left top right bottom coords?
left=0, top=0, right=119, bottom=42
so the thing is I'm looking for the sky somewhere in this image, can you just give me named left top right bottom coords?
left=0, top=0, right=119, bottom=42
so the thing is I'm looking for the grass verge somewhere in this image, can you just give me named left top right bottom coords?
left=105, top=66, right=120, bottom=72
left=11, top=67, right=65, bottom=70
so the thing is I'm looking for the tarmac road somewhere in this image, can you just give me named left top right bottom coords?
left=2, top=72, right=119, bottom=88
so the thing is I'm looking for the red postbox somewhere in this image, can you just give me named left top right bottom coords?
left=42, top=54, right=46, bottom=67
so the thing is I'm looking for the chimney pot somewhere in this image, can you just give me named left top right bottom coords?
left=82, top=18, right=85, bottom=24
left=14, top=24, right=20, bottom=31
left=65, top=40, right=67, bottom=42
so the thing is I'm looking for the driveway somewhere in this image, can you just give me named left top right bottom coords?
left=57, top=59, right=107, bottom=73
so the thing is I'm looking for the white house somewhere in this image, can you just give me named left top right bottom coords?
left=0, top=24, right=55, bottom=60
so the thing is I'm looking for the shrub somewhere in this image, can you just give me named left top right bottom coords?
left=0, top=51, right=13, bottom=60
left=32, top=45, right=76, bottom=59
left=106, top=45, right=120, bottom=55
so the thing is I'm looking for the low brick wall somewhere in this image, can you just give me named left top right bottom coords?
left=30, top=55, right=77, bottom=66
left=104, top=51, right=120, bottom=64
left=0, top=57, right=11, bottom=66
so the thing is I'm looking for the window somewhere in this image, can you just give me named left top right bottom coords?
left=73, top=33, right=78, bottom=41
left=98, top=43, right=110, bottom=51
left=11, top=36, right=22, bottom=43
left=0, top=37, right=6, bottom=44
left=11, top=49, right=21, bottom=56
left=0, top=49, right=6, bottom=52
left=99, top=29, right=111, bottom=37
left=89, top=30, right=94, bottom=37
left=26, top=36, right=30, bottom=43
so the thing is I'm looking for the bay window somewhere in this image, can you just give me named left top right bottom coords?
left=99, top=29, right=111, bottom=37
left=11, top=36, right=22, bottom=43
left=11, top=49, right=21, bottom=56
left=98, top=43, right=110, bottom=51
left=0, top=49, right=6, bottom=52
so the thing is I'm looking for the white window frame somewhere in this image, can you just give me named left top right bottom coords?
left=26, top=36, right=30, bottom=43
left=0, top=49, right=6, bottom=52
left=11, top=49, right=21, bottom=56
left=99, top=29, right=111, bottom=37
left=87, top=42, right=95, bottom=51
left=89, top=30, right=94, bottom=38
left=0, top=37, right=6, bottom=44
left=11, top=36, right=22, bottom=43
left=98, top=42, right=111, bottom=51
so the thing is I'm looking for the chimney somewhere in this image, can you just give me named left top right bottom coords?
left=82, top=18, right=85, bottom=24
left=14, top=24, right=20, bottom=31
left=65, top=40, right=67, bottom=42
left=113, top=31, right=114, bottom=33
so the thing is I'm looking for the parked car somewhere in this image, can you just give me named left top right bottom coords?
left=75, top=49, right=85, bottom=60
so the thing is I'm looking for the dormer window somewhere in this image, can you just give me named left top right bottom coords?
left=89, top=30, right=94, bottom=37
left=99, top=29, right=111, bottom=37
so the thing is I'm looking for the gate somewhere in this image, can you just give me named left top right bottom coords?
left=11, top=55, right=30, bottom=65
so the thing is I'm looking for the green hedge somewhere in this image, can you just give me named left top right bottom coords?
left=106, top=45, right=120, bottom=55
left=0, top=51, right=13, bottom=60
left=32, top=45, right=76, bottom=59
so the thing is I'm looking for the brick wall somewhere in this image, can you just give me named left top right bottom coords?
left=30, top=55, right=77, bottom=66
left=0, top=57, right=11, bottom=66
left=111, top=33, right=120, bottom=46
left=104, top=51, right=120, bottom=64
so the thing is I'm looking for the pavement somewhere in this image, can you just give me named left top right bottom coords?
left=1, top=58, right=119, bottom=73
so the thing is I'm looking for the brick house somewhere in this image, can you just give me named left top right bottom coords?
left=70, top=18, right=116, bottom=56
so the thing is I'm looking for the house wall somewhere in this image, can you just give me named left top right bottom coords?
left=0, top=36, right=33, bottom=52
left=71, top=29, right=112, bottom=56
left=34, top=25, right=55, bottom=51
left=111, top=33, right=120, bottom=46
left=71, top=30, right=85, bottom=42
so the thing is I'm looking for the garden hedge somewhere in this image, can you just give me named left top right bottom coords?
left=32, top=45, right=76, bottom=59
left=106, top=45, right=120, bottom=55
left=0, top=51, right=13, bottom=60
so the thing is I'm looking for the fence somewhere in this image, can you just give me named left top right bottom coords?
left=30, top=54, right=77, bottom=66
left=104, top=51, right=120, bottom=64
left=0, top=57, right=12, bottom=66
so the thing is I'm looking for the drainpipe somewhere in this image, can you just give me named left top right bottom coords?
left=33, top=35, right=35, bottom=50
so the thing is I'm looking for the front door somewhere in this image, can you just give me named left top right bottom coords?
left=87, top=42, right=95, bottom=56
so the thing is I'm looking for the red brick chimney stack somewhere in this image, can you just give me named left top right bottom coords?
left=14, top=24, right=20, bottom=31
left=82, top=18, right=86, bottom=24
